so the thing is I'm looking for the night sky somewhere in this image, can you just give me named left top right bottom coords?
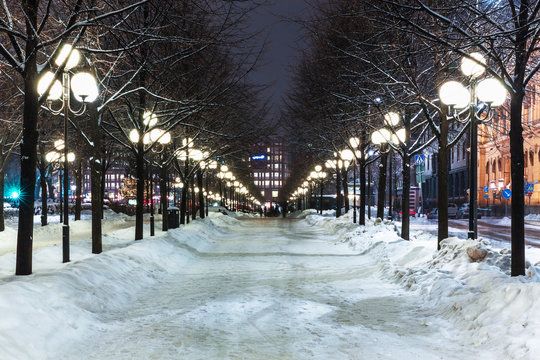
left=246, top=0, right=309, bottom=119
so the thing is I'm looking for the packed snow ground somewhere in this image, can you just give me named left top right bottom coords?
left=1, top=209, right=540, bottom=359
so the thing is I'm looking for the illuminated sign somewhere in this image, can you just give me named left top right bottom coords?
left=251, top=154, right=266, bottom=160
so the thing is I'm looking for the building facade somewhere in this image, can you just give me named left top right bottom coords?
left=248, top=137, right=290, bottom=207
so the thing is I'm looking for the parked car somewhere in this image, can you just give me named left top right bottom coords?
left=448, top=203, right=459, bottom=218
left=458, top=204, right=484, bottom=219
left=427, top=208, right=438, bottom=220
left=458, top=204, right=469, bottom=219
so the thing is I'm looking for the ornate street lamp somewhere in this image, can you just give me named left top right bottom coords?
left=439, top=52, right=507, bottom=240
left=37, top=44, right=98, bottom=263
left=371, top=112, right=407, bottom=221
left=130, top=113, right=170, bottom=236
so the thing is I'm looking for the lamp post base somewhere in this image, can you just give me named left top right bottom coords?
left=150, top=215, right=155, bottom=236
left=62, top=224, right=70, bottom=263
left=467, top=230, right=476, bottom=240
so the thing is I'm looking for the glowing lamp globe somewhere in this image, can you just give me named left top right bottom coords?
left=129, top=129, right=140, bottom=143
left=439, top=81, right=470, bottom=109
left=340, top=149, right=354, bottom=161
left=460, top=52, right=486, bottom=78
left=143, top=132, right=151, bottom=145
left=37, top=71, right=62, bottom=100
left=384, top=112, right=400, bottom=126
left=46, top=151, right=60, bottom=163
left=143, top=111, right=158, bottom=127
left=477, top=78, right=507, bottom=107
left=55, top=44, right=80, bottom=70
left=54, top=139, right=65, bottom=150
left=190, top=149, right=203, bottom=161
left=391, top=128, right=407, bottom=144
left=70, top=72, right=98, bottom=102
left=349, top=137, right=360, bottom=149
left=314, top=165, right=322, bottom=172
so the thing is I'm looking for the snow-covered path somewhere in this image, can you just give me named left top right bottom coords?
left=59, top=218, right=477, bottom=360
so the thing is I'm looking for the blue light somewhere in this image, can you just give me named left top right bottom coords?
left=11, top=191, right=19, bottom=199
left=251, top=155, right=266, bottom=160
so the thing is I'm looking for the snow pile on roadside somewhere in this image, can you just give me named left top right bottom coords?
left=288, top=209, right=318, bottom=219
left=307, top=212, right=540, bottom=359
left=493, top=217, right=512, bottom=226
left=305, top=212, right=400, bottom=246
left=525, top=213, right=540, bottom=221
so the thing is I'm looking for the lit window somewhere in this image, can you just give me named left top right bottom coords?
left=274, top=164, right=280, bottom=169
left=274, top=172, right=279, bottom=178
left=272, top=190, right=279, bottom=198
left=265, top=181, right=270, bottom=186
left=261, top=190, right=265, bottom=196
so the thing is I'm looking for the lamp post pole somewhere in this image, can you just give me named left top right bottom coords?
left=353, top=159, right=357, bottom=223
left=468, top=81, right=478, bottom=240
left=150, top=170, right=155, bottom=236
left=388, top=150, right=393, bottom=221
left=62, top=71, right=70, bottom=262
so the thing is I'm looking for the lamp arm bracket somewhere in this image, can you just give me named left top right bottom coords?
left=448, top=107, right=471, bottom=124
left=68, top=101, right=87, bottom=116
left=47, top=100, right=65, bottom=116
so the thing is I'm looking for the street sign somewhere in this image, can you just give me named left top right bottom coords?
left=416, top=173, right=425, bottom=184
left=502, top=189, right=512, bottom=199
left=484, top=194, right=489, bottom=199
left=414, top=154, right=425, bottom=166
left=483, top=186, right=489, bottom=193
left=415, top=164, right=425, bottom=174
left=527, top=183, right=534, bottom=192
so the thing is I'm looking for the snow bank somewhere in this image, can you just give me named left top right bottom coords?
left=0, top=212, right=239, bottom=359
left=493, top=217, right=512, bottom=226
left=525, top=213, right=540, bottom=221
left=306, top=212, right=540, bottom=359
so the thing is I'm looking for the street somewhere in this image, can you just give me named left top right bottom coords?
left=406, top=217, right=540, bottom=248
left=58, top=218, right=477, bottom=360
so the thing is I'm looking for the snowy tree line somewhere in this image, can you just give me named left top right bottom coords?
left=0, top=0, right=269, bottom=275
left=281, top=0, right=540, bottom=276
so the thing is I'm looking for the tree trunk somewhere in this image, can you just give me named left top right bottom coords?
left=16, top=3, right=39, bottom=275
left=360, top=158, right=366, bottom=225
left=336, top=169, right=342, bottom=217
left=100, top=162, right=106, bottom=219
left=135, top=147, right=145, bottom=240
left=89, top=104, right=102, bottom=254
left=160, top=165, right=168, bottom=231
left=377, top=152, right=388, bottom=219
left=437, top=118, right=449, bottom=249
left=39, top=159, right=48, bottom=227
left=198, top=168, right=205, bottom=219
left=180, top=180, right=187, bottom=225
left=367, top=163, right=372, bottom=219
left=0, top=165, right=5, bottom=231
left=74, top=157, right=82, bottom=221
left=510, top=92, right=525, bottom=276
left=342, top=167, right=349, bottom=213
left=401, top=154, right=411, bottom=240
left=191, top=177, right=196, bottom=221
